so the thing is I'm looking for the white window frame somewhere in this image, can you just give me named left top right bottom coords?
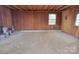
left=75, top=13, right=79, bottom=26
left=48, top=14, right=56, bottom=25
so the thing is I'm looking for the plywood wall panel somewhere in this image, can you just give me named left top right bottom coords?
left=12, top=11, right=61, bottom=30
left=0, top=6, right=13, bottom=27
left=0, top=6, right=3, bottom=26
left=62, top=6, right=79, bottom=37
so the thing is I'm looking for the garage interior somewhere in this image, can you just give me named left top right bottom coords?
left=0, top=5, right=79, bottom=54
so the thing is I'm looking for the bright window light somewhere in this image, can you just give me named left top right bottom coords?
left=75, top=14, right=79, bottom=26
left=48, top=14, right=56, bottom=25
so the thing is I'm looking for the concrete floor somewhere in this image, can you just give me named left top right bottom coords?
left=0, top=30, right=79, bottom=54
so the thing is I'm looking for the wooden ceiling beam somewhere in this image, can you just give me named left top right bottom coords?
left=55, top=5, right=64, bottom=10
left=59, top=5, right=72, bottom=11
left=4, top=5, right=18, bottom=10
left=43, top=5, right=49, bottom=11
left=11, top=5, right=22, bottom=10
left=20, top=5, right=33, bottom=11
left=53, top=5, right=63, bottom=11
left=49, top=5, right=57, bottom=11
left=37, top=5, right=45, bottom=11
left=15, top=5, right=27, bottom=11
left=4, top=5, right=72, bottom=11
left=27, top=5, right=33, bottom=11
left=48, top=5, right=55, bottom=10
left=56, top=5, right=66, bottom=12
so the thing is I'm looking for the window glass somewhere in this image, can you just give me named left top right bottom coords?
left=48, top=14, right=56, bottom=25
left=75, top=14, right=79, bottom=26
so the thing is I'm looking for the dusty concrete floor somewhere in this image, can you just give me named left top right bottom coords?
left=0, top=30, right=79, bottom=54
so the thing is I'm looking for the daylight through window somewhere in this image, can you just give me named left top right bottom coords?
left=48, top=14, right=56, bottom=25
left=75, top=14, right=79, bottom=26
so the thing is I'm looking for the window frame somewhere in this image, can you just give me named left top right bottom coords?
left=75, top=13, right=79, bottom=27
left=48, top=13, right=57, bottom=25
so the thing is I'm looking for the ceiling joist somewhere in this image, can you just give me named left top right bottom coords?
left=4, top=5, right=72, bottom=12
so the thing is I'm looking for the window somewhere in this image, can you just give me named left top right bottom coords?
left=48, top=14, right=56, bottom=25
left=75, top=14, right=79, bottom=26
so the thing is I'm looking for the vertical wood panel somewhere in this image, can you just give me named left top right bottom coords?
left=12, top=11, right=62, bottom=30
left=0, top=6, right=13, bottom=27
left=62, top=6, right=79, bottom=37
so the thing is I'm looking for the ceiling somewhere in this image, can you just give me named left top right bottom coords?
left=4, top=5, right=72, bottom=11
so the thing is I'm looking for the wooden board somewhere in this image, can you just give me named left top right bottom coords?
left=5, top=5, right=71, bottom=11
left=62, top=6, right=79, bottom=37
left=0, top=6, right=13, bottom=27
left=12, top=11, right=61, bottom=30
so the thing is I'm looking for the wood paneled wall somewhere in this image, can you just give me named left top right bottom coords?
left=0, top=6, right=13, bottom=27
left=0, top=5, right=78, bottom=38
left=62, top=6, right=79, bottom=37
left=12, top=11, right=61, bottom=30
